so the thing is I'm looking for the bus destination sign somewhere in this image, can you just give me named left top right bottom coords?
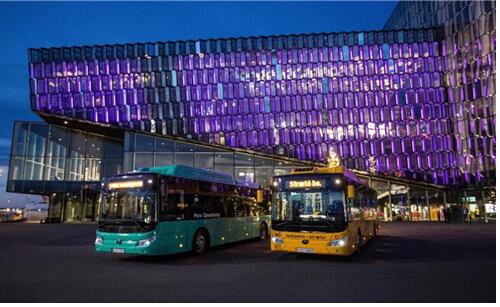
left=108, top=180, right=143, bottom=189
left=287, top=179, right=325, bottom=189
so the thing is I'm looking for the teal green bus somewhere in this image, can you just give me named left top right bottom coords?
left=95, top=165, right=271, bottom=256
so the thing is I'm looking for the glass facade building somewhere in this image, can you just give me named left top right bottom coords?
left=7, top=0, right=496, bottom=222
left=384, top=0, right=496, bottom=220
left=29, top=28, right=456, bottom=185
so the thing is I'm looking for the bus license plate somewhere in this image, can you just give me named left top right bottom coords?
left=296, top=248, right=314, bottom=253
left=112, top=248, right=125, bottom=254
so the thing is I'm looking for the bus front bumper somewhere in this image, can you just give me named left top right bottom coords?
left=269, top=230, right=357, bottom=256
left=95, top=230, right=162, bottom=256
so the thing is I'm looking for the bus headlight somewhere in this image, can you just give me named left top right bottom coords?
left=328, top=237, right=346, bottom=247
left=95, top=237, right=103, bottom=245
left=136, top=235, right=157, bottom=247
left=271, top=236, right=284, bottom=244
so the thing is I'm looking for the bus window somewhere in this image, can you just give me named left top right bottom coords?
left=257, top=200, right=270, bottom=216
left=326, top=191, right=346, bottom=222
left=365, top=189, right=377, bottom=218
left=101, top=188, right=156, bottom=224
left=224, top=197, right=236, bottom=217
left=160, top=189, right=186, bottom=221
left=234, top=197, right=248, bottom=217
left=248, top=203, right=258, bottom=216
left=356, top=186, right=365, bottom=212
left=346, top=184, right=362, bottom=221
left=212, top=196, right=226, bottom=217
left=193, top=193, right=224, bottom=219
left=160, top=177, right=168, bottom=217
left=249, top=197, right=267, bottom=216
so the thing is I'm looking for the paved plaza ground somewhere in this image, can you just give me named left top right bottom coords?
left=0, top=222, right=495, bottom=302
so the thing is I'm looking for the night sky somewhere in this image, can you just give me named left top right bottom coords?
left=0, top=1, right=397, bottom=204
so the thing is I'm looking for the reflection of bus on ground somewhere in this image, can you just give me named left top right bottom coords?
left=95, top=165, right=271, bottom=256
left=271, top=165, right=378, bottom=256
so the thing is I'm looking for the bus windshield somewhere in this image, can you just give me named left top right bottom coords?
left=273, top=190, right=347, bottom=231
left=100, top=189, right=156, bottom=225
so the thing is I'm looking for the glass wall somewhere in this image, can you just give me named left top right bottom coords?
left=483, top=187, right=496, bottom=222
left=462, top=189, right=484, bottom=223
left=409, top=187, right=429, bottom=221
left=370, top=179, right=391, bottom=221
left=361, top=176, right=447, bottom=222
left=47, top=193, right=63, bottom=222
left=125, top=132, right=313, bottom=186
left=64, top=193, right=82, bottom=223
left=235, top=153, right=255, bottom=183
left=254, top=156, right=274, bottom=186
left=389, top=183, right=410, bottom=221
left=9, top=122, right=123, bottom=189
left=8, top=121, right=123, bottom=222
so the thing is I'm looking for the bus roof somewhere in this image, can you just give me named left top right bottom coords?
left=136, top=165, right=254, bottom=187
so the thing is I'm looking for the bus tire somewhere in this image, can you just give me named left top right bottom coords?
left=192, top=230, right=209, bottom=255
left=259, top=223, right=268, bottom=240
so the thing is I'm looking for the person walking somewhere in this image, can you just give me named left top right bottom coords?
left=468, top=209, right=475, bottom=224
left=463, top=206, right=469, bottom=223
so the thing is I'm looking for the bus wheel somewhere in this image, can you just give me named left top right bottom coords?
left=192, top=230, right=209, bottom=254
left=259, top=223, right=268, bottom=240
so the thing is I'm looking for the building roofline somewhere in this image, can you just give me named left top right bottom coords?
left=27, top=26, right=443, bottom=53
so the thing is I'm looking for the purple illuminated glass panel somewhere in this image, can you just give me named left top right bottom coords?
left=27, top=26, right=495, bottom=186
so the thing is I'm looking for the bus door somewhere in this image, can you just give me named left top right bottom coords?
left=347, top=184, right=363, bottom=235
left=231, top=196, right=249, bottom=242
left=353, top=185, right=371, bottom=238
left=159, top=177, right=190, bottom=250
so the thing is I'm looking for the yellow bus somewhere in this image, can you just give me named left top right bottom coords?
left=270, top=165, right=378, bottom=256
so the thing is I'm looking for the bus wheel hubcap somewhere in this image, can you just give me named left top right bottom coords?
left=196, top=236, right=205, bottom=250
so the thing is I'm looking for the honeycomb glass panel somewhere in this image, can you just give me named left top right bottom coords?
left=25, top=16, right=495, bottom=187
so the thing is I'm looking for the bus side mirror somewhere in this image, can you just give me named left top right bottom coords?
left=347, top=185, right=355, bottom=199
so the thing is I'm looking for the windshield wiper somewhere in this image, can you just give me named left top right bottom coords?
left=273, top=221, right=294, bottom=227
